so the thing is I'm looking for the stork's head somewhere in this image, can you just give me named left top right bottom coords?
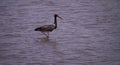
left=54, top=14, right=63, bottom=20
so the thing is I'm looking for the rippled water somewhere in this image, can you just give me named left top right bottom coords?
left=0, top=0, right=120, bottom=65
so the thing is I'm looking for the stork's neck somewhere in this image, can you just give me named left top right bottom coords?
left=54, top=15, right=57, bottom=29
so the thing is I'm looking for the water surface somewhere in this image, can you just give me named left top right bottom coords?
left=0, top=0, right=120, bottom=65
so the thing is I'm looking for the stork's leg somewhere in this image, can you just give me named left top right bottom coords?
left=41, top=32, right=49, bottom=39
left=41, top=32, right=47, bottom=38
left=47, top=32, right=49, bottom=38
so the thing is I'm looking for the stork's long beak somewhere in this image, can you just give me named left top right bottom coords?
left=57, top=15, right=63, bottom=20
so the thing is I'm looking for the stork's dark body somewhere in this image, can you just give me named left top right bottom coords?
left=34, top=24, right=55, bottom=32
left=34, top=14, right=60, bottom=32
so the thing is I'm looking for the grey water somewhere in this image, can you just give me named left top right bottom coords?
left=0, top=0, right=120, bottom=65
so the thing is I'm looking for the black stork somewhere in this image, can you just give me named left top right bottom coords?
left=34, top=14, right=63, bottom=39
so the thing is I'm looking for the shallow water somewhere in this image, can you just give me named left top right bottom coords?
left=0, top=0, right=120, bottom=65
